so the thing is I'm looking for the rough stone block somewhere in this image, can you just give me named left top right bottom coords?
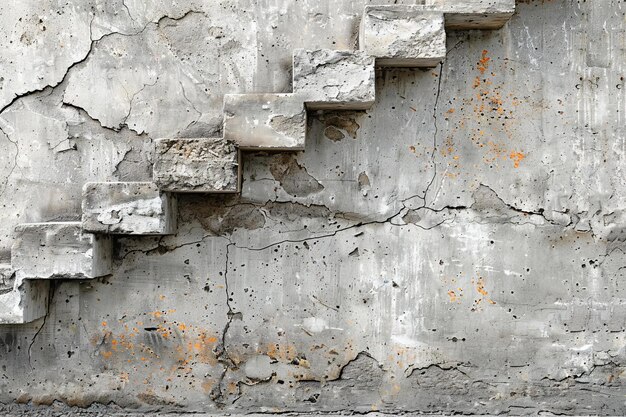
left=82, top=182, right=177, bottom=235
left=0, top=263, right=49, bottom=324
left=223, top=94, right=307, bottom=150
left=426, top=0, right=516, bottom=30
left=153, top=138, right=240, bottom=193
left=11, top=223, right=113, bottom=280
left=292, top=49, right=376, bottom=110
left=360, top=6, right=446, bottom=67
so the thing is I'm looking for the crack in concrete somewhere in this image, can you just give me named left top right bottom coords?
left=211, top=242, right=238, bottom=406
left=0, top=10, right=203, bottom=120
left=0, top=124, right=19, bottom=200
left=27, top=282, right=54, bottom=370
left=0, top=15, right=96, bottom=117
left=419, top=61, right=444, bottom=206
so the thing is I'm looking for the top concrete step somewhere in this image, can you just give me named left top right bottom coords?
left=426, top=0, right=515, bottom=30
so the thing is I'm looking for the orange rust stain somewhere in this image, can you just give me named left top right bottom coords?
left=476, top=278, right=489, bottom=296
left=509, top=151, right=526, bottom=168
left=101, top=351, right=113, bottom=359
left=477, top=50, right=490, bottom=74
left=447, top=108, right=455, bottom=114
left=101, top=321, right=107, bottom=327
left=447, top=290, right=457, bottom=303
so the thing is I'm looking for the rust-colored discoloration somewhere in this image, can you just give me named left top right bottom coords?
left=509, top=151, right=526, bottom=168
left=477, top=50, right=490, bottom=75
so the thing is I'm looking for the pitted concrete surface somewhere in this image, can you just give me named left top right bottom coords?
left=0, top=0, right=625, bottom=415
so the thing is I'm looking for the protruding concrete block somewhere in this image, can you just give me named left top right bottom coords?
left=0, top=263, right=49, bottom=324
left=293, top=49, right=376, bottom=110
left=11, top=223, right=113, bottom=280
left=360, top=6, right=446, bottom=67
left=427, top=0, right=516, bottom=30
left=153, top=138, right=240, bottom=193
left=82, top=182, right=177, bottom=235
left=223, top=94, right=307, bottom=150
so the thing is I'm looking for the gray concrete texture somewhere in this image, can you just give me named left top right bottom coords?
left=0, top=0, right=624, bottom=415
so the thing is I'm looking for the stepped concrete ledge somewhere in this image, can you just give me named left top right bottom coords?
left=293, top=49, right=376, bottom=110
left=423, top=0, right=516, bottom=30
left=11, top=222, right=112, bottom=280
left=154, top=138, right=241, bottom=193
left=82, top=182, right=177, bottom=235
left=360, top=7, right=446, bottom=67
left=0, top=263, right=49, bottom=324
left=223, top=93, right=307, bottom=150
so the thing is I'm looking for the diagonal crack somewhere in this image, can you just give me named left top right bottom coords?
left=0, top=10, right=205, bottom=118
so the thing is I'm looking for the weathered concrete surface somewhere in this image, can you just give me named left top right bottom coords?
left=0, top=0, right=625, bottom=415
left=153, top=138, right=240, bottom=193
left=12, top=223, right=113, bottom=280
left=82, top=182, right=177, bottom=235
left=360, top=7, right=446, bottom=67
left=223, top=94, right=307, bottom=150
left=293, top=49, right=376, bottom=110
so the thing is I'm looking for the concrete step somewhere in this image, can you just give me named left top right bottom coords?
left=0, top=263, right=49, bottom=324
left=293, top=49, right=376, bottom=110
left=153, top=138, right=241, bottom=193
left=425, top=0, right=516, bottom=30
left=360, top=7, right=446, bottom=68
left=223, top=93, right=307, bottom=151
left=11, top=222, right=113, bottom=280
left=82, top=182, right=177, bottom=235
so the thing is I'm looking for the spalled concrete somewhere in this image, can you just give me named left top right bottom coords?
left=153, top=138, right=240, bottom=193
left=82, top=182, right=177, bottom=235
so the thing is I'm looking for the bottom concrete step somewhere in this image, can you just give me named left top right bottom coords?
left=12, top=222, right=113, bottom=280
left=0, top=264, right=49, bottom=324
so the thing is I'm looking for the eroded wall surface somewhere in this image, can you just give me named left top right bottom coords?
left=0, top=0, right=625, bottom=415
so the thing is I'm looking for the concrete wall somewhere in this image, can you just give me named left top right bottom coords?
left=0, top=0, right=625, bottom=414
